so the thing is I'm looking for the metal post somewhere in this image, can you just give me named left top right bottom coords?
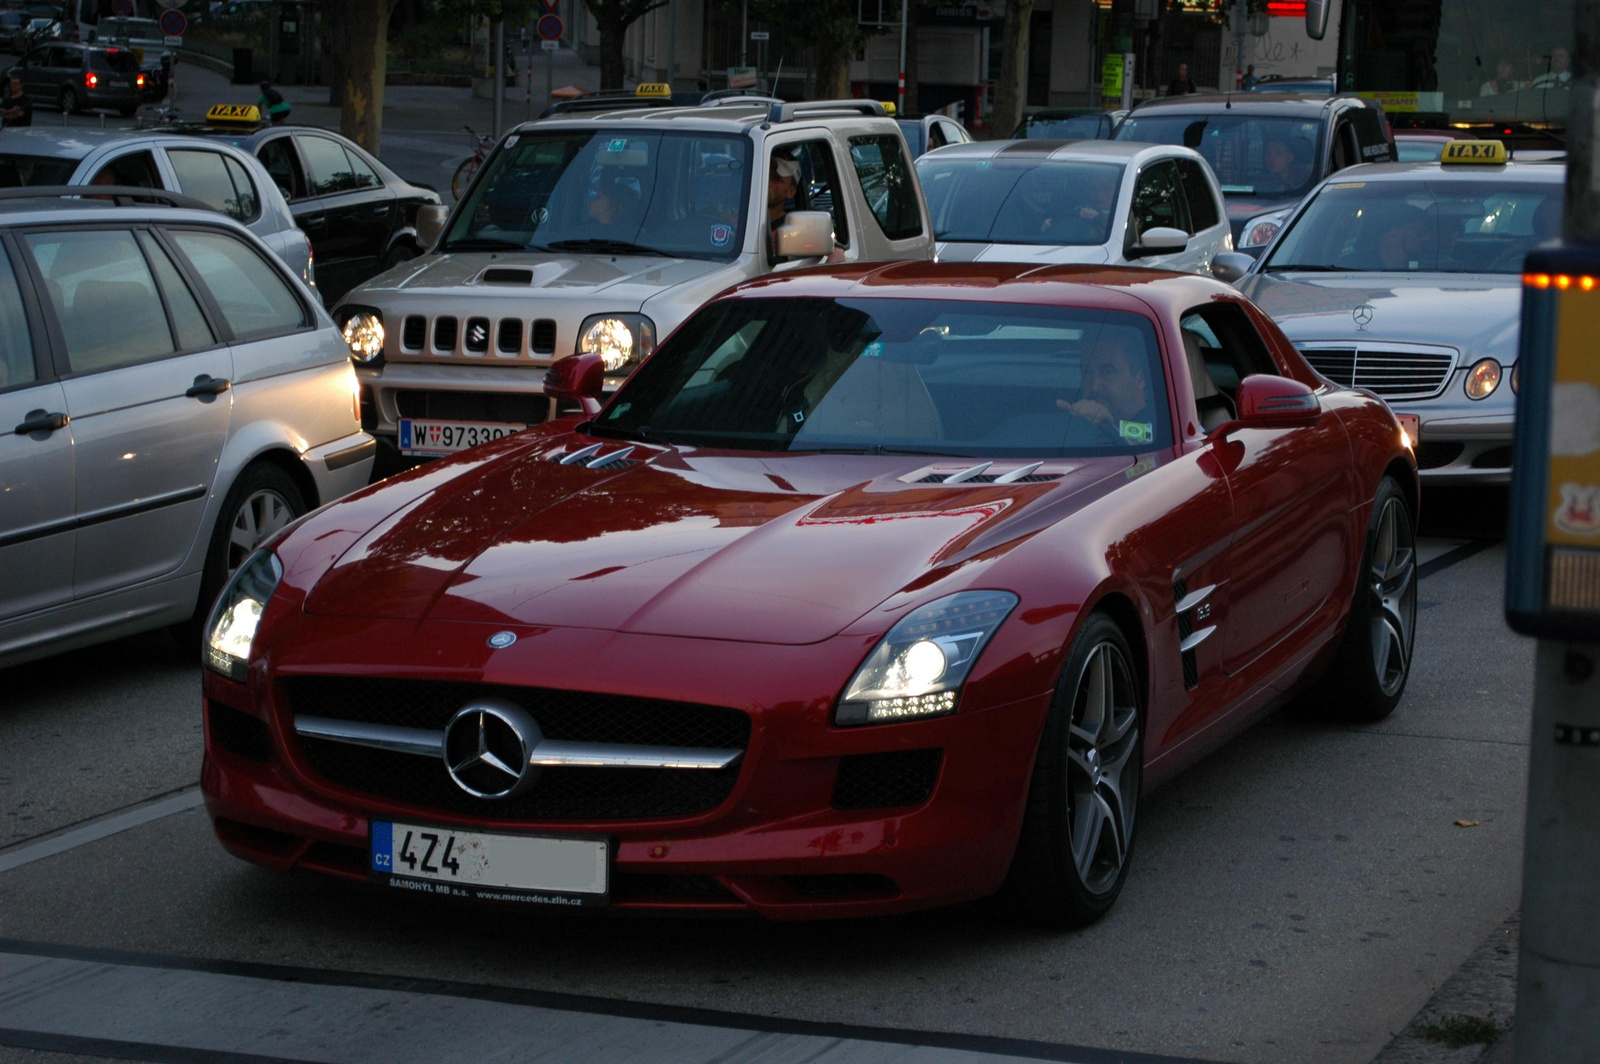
left=741, top=0, right=748, bottom=65
left=492, top=19, right=504, bottom=137
left=545, top=36, right=553, bottom=113
left=897, top=0, right=907, bottom=115
left=1232, top=0, right=1247, bottom=90
left=666, top=0, right=676, bottom=92
left=1121, top=51, right=1133, bottom=110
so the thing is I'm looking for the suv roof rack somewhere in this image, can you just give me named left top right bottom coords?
left=0, top=185, right=211, bottom=211
left=698, top=89, right=782, bottom=106
left=764, top=99, right=888, bottom=125
left=539, top=91, right=680, bottom=118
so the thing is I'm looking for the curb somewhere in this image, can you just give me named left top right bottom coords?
left=1370, top=913, right=1519, bottom=1063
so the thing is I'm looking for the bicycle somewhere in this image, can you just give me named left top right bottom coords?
left=452, top=126, right=495, bottom=200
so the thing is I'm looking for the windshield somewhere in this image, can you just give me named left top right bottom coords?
left=1116, top=114, right=1322, bottom=199
left=443, top=129, right=751, bottom=260
left=0, top=154, right=80, bottom=187
left=917, top=159, right=1124, bottom=246
left=1265, top=178, right=1563, bottom=274
left=1018, top=114, right=1113, bottom=139
left=91, top=49, right=139, bottom=72
left=595, top=297, right=1171, bottom=456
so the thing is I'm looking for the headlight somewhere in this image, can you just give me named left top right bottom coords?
left=1465, top=358, right=1501, bottom=400
left=204, top=549, right=283, bottom=682
left=340, top=309, right=384, bottom=363
left=577, top=313, right=655, bottom=375
left=835, top=590, right=1019, bottom=726
left=1239, top=209, right=1291, bottom=249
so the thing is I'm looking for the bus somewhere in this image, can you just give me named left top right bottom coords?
left=1311, top=0, right=1574, bottom=147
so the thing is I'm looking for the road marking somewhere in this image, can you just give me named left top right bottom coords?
left=0, top=941, right=1232, bottom=1064
left=0, top=787, right=202, bottom=874
left=1418, top=539, right=1499, bottom=580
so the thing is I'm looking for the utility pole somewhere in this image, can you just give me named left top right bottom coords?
left=666, top=0, right=676, bottom=93
left=897, top=0, right=908, bottom=115
left=1508, top=4, right=1600, bottom=1061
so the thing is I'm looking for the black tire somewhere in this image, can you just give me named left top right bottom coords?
left=382, top=243, right=418, bottom=270
left=58, top=86, right=78, bottom=115
left=1300, top=476, right=1417, bottom=723
left=1002, top=612, right=1144, bottom=927
left=191, top=463, right=306, bottom=636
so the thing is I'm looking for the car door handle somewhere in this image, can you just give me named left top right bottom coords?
left=14, top=410, right=69, bottom=435
left=372, top=205, right=390, bottom=215
left=303, top=215, right=327, bottom=228
left=185, top=375, right=232, bottom=398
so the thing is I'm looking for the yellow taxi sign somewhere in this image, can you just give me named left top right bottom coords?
left=879, top=100, right=897, bottom=116
left=1441, top=139, right=1508, bottom=165
left=635, top=83, right=671, bottom=98
left=205, top=103, right=262, bottom=125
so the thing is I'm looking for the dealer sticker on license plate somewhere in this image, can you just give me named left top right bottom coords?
left=370, top=821, right=609, bottom=906
left=398, top=418, right=526, bottom=456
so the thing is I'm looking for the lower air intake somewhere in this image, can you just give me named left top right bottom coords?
left=832, top=748, right=942, bottom=810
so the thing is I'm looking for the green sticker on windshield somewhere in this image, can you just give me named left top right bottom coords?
left=1329, top=181, right=1366, bottom=189
left=608, top=138, right=628, bottom=151
left=1119, top=420, right=1154, bottom=444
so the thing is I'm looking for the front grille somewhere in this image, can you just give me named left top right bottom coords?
left=531, top=319, right=557, bottom=354
left=401, top=315, right=427, bottom=351
left=209, top=702, right=273, bottom=763
left=497, top=318, right=523, bottom=354
left=394, top=390, right=548, bottom=425
left=1416, top=441, right=1465, bottom=470
left=284, top=677, right=750, bottom=821
left=832, top=748, right=942, bottom=810
left=464, top=317, right=491, bottom=354
left=1300, top=346, right=1457, bottom=400
left=433, top=316, right=458, bottom=354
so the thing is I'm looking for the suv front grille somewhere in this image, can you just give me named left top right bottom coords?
left=1299, top=346, right=1458, bottom=400
left=394, top=315, right=558, bottom=359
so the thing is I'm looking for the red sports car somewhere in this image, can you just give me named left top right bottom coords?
left=201, top=262, right=1418, bottom=924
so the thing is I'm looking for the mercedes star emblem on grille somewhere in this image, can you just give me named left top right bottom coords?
left=1353, top=304, right=1375, bottom=328
left=443, top=698, right=542, bottom=798
left=487, top=630, right=517, bottom=648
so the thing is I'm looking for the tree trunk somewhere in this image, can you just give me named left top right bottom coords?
left=813, top=43, right=849, bottom=98
left=341, top=0, right=398, bottom=155
left=994, top=0, right=1032, bottom=136
left=598, top=17, right=626, bottom=89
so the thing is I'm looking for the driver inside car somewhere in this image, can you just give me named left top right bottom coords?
left=1056, top=326, right=1158, bottom=444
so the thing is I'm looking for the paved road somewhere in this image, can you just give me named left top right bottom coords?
left=0, top=487, right=1533, bottom=1064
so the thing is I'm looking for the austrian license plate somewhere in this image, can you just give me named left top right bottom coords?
left=370, top=821, right=608, bottom=906
left=398, top=418, right=525, bottom=456
left=1395, top=412, right=1421, bottom=444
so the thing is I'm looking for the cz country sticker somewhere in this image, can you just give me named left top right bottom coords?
left=709, top=224, right=732, bottom=247
left=1119, top=420, right=1154, bottom=444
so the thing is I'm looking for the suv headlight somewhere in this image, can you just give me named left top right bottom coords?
left=578, top=313, right=655, bottom=375
left=336, top=305, right=384, bottom=363
left=1239, top=209, right=1292, bottom=249
left=205, top=549, right=283, bottom=682
left=835, top=591, right=1018, bottom=726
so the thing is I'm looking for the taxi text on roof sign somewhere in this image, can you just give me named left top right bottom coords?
left=635, top=83, right=671, bottom=98
left=206, top=103, right=261, bottom=125
left=1441, top=140, right=1508, bottom=165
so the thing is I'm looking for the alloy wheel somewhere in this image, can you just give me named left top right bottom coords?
left=1065, top=642, right=1140, bottom=894
left=1368, top=496, right=1417, bottom=698
left=226, top=488, right=295, bottom=575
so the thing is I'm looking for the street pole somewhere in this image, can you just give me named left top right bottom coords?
left=666, top=0, right=676, bottom=93
left=492, top=19, right=504, bottom=137
left=741, top=0, right=748, bottom=66
left=1511, top=5, right=1600, bottom=1061
left=897, top=0, right=907, bottom=115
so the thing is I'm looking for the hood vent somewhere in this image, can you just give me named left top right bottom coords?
left=545, top=443, right=640, bottom=469
left=916, top=461, right=1060, bottom=485
left=480, top=267, right=534, bottom=284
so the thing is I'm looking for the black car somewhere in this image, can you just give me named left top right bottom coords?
left=1013, top=108, right=1121, bottom=140
left=1113, top=92, right=1395, bottom=254
left=13, top=42, right=144, bottom=115
left=162, top=119, right=441, bottom=302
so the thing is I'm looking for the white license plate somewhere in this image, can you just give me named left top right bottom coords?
left=370, top=821, right=608, bottom=906
left=398, top=418, right=525, bottom=456
left=1395, top=412, right=1421, bottom=443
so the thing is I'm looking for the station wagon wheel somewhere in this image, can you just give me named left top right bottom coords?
left=58, top=85, right=78, bottom=115
left=227, top=484, right=297, bottom=574
left=187, top=463, right=307, bottom=642
left=1002, top=612, right=1144, bottom=926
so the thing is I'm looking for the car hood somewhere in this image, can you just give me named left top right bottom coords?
left=1236, top=271, right=1522, bottom=356
left=936, top=242, right=1111, bottom=265
left=302, top=436, right=1128, bottom=644
left=347, top=251, right=734, bottom=305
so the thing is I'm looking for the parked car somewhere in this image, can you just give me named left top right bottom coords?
left=1114, top=92, right=1395, bottom=255
left=200, top=260, right=1417, bottom=921
left=84, top=17, right=171, bottom=101
left=0, top=127, right=316, bottom=291
left=0, top=12, right=27, bottom=55
left=12, top=40, right=142, bottom=115
left=1013, top=107, right=1121, bottom=140
left=333, top=98, right=935, bottom=471
left=917, top=140, right=1232, bottom=275
left=159, top=110, right=442, bottom=303
left=0, top=188, right=374, bottom=670
left=1222, top=143, right=1561, bottom=484
left=895, top=113, right=972, bottom=158
left=14, top=15, right=57, bottom=55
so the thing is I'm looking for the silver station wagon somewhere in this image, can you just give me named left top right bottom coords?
left=0, top=190, right=374, bottom=669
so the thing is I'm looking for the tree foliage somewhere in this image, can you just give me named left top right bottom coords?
left=751, top=0, right=886, bottom=98
left=326, top=0, right=402, bottom=154
left=584, top=0, right=669, bottom=90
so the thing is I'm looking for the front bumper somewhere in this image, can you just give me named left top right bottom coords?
left=201, top=615, right=1048, bottom=919
left=1392, top=388, right=1515, bottom=484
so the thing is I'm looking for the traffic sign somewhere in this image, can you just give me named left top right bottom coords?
left=158, top=8, right=187, bottom=36
left=111, top=0, right=134, bottom=16
left=542, top=0, right=558, bottom=10
left=541, top=39, right=559, bottom=51
left=537, top=13, right=562, bottom=41
left=750, top=31, right=770, bottom=40
left=164, top=35, right=183, bottom=46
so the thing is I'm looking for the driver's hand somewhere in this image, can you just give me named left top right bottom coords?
left=1057, top=397, right=1112, bottom=424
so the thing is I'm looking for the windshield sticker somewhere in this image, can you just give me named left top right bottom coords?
left=608, top=138, right=628, bottom=152
left=505, top=135, right=519, bottom=148
left=709, top=224, right=732, bottom=247
left=1125, top=456, right=1157, bottom=480
left=1220, top=185, right=1255, bottom=194
left=1119, top=420, right=1154, bottom=444
left=862, top=341, right=884, bottom=359
left=1330, top=182, right=1367, bottom=189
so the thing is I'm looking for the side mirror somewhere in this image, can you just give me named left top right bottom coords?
left=1306, top=0, right=1330, bottom=40
left=414, top=203, right=449, bottom=250
left=1234, top=374, right=1321, bottom=428
left=775, top=210, right=834, bottom=259
left=543, top=353, right=605, bottom=416
left=1127, top=226, right=1188, bottom=258
left=1211, top=251, right=1256, bottom=284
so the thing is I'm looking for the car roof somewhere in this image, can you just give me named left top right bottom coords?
left=517, top=100, right=897, bottom=135
left=0, top=127, right=258, bottom=160
left=1322, top=159, right=1565, bottom=183
left=1125, top=92, right=1357, bottom=116
left=920, top=138, right=1196, bottom=166
left=0, top=197, right=250, bottom=229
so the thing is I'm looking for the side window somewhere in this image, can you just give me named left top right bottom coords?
left=221, top=156, right=261, bottom=220
left=772, top=140, right=850, bottom=253
left=1330, top=121, right=1360, bottom=172
left=942, top=120, right=969, bottom=145
left=23, top=48, right=46, bottom=69
left=1175, top=158, right=1220, bottom=233
left=298, top=135, right=361, bottom=195
left=1129, top=160, right=1190, bottom=242
left=0, top=249, right=36, bottom=390
left=88, top=149, right=161, bottom=189
left=25, top=229, right=175, bottom=374
left=1180, top=301, right=1279, bottom=399
left=339, top=147, right=382, bottom=190
left=136, top=232, right=214, bottom=351
left=847, top=134, right=923, bottom=241
left=167, top=229, right=308, bottom=339
left=168, top=149, right=257, bottom=222
left=927, top=123, right=947, bottom=150
left=257, top=137, right=306, bottom=200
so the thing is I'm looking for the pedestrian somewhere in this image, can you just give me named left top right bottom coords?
left=1240, top=64, right=1259, bottom=90
left=1, top=74, right=32, bottom=128
left=1166, top=62, right=1197, bottom=96
left=256, top=80, right=291, bottom=125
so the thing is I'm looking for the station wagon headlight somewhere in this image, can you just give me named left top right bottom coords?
left=205, top=549, right=283, bottom=683
left=1465, top=358, right=1501, bottom=400
left=1240, top=209, right=1291, bottom=249
left=339, top=309, right=384, bottom=363
left=578, top=313, right=655, bottom=375
left=835, top=591, right=1018, bottom=726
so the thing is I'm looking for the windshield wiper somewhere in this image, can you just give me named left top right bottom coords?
left=545, top=238, right=670, bottom=256
left=441, top=238, right=529, bottom=252
left=1265, top=264, right=1353, bottom=272
left=589, top=423, right=680, bottom=446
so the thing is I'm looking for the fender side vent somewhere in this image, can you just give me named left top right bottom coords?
left=1174, top=576, right=1199, bottom=690
left=915, top=473, right=1061, bottom=485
